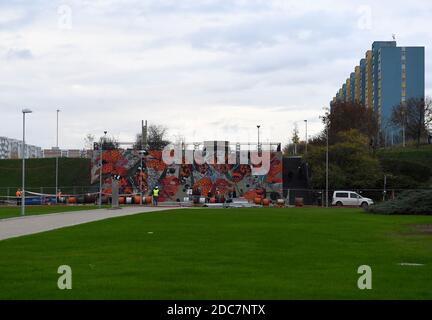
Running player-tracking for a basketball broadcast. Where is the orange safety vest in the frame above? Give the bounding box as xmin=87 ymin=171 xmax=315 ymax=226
xmin=16 ymin=191 xmax=22 ymax=197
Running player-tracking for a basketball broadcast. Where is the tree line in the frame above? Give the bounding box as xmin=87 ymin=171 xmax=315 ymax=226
xmin=286 ymin=97 xmax=432 ymax=190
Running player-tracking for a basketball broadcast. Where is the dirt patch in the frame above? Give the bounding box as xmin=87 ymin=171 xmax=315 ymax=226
xmin=407 ymin=224 xmax=432 ymax=235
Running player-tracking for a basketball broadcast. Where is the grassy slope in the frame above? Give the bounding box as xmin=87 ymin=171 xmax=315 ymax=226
xmin=377 ymin=144 xmax=432 ymax=188
xmin=377 ymin=144 xmax=432 ymax=168
xmin=0 ymin=158 xmax=91 ymax=192
xmin=0 ymin=207 xmax=431 ymax=299
xmin=0 ymin=205 xmax=101 ymax=220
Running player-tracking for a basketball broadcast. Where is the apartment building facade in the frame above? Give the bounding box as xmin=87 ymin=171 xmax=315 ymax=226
xmin=331 ymin=41 xmax=425 ymax=144
xmin=0 ymin=136 xmax=42 ymax=159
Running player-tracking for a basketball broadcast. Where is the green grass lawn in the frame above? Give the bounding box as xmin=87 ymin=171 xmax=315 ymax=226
xmin=0 ymin=205 xmax=101 ymax=220
xmin=0 ymin=207 xmax=431 ymax=299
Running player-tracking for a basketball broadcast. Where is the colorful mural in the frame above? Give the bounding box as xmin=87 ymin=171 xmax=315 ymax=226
xmin=91 ymin=149 xmax=283 ymax=202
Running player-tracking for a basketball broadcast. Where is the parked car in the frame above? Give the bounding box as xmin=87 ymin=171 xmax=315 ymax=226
xmin=332 ymin=191 xmax=374 ymax=208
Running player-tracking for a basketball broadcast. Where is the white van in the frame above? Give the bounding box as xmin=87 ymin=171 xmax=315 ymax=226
xmin=332 ymin=191 xmax=374 ymax=208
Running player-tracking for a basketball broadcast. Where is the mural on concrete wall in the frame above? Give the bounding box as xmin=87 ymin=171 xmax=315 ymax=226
xmin=91 ymin=149 xmax=283 ymax=202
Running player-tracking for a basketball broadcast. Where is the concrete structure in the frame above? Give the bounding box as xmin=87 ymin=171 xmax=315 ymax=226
xmin=331 ymin=41 xmax=425 ymax=145
xmin=43 ymin=148 xmax=91 ymax=158
xmin=0 ymin=136 xmax=42 ymax=159
xmin=91 ymin=142 xmax=283 ymax=203
xmin=42 ymin=147 xmax=61 ymax=158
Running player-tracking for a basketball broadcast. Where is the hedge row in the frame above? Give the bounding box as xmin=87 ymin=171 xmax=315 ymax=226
xmin=367 ymin=190 xmax=432 ymax=215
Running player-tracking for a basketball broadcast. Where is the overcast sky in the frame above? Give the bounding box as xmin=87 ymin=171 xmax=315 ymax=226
xmin=0 ymin=0 xmax=430 ymax=149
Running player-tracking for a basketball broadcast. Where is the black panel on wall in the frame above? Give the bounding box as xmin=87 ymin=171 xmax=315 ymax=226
xmin=282 ymin=156 xmax=313 ymax=204
xmin=283 ymin=157 xmax=309 ymax=189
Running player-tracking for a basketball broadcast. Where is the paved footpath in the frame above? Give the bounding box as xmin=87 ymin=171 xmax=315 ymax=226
xmin=0 ymin=206 xmax=178 ymax=241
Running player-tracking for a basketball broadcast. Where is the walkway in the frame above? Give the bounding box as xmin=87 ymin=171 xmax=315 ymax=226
xmin=0 ymin=206 xmax=178 ymax=241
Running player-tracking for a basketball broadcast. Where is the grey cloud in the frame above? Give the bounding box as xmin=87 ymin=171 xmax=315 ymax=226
xmin=139 ymin=0 xmax=270 ymax=15
xmin=187 ymin=11 xmax=355 ymax=52
xmin=6 ymin=48 xmax=33 ymax=60
xmin=0 ymin=1 xmax=45 ymax=30
xmin=231 ymin=53 xmax=312 ymax=74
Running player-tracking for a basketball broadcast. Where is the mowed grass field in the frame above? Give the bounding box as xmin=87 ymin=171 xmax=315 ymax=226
xmin=0 ymin=205 xmax=101 ymax=220
xmin=0 ymin=207 xmax=431 ymax=299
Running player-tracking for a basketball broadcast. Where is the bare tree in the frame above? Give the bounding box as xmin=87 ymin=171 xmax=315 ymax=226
xmin=426 ymin=98 xmax=432 ymax=135
xmin=283 ymin=141 xmax=306 ymax=156
xmin=135 ymin=124 xmax=171 ymax=150
xmin=323 ymin=101 xmax=379 ymax=145
xmin=84 ymin=134 xmax=95 ymax=150
xmin=98 ymin=135 xmax=119 ymax=150
xmin=282 ymin=123 xmax=303 ymax=156
xmin=391 ymin=97 xmax=431 ymax=146
xmin=292 ymin=123 xmax=300 ymax=155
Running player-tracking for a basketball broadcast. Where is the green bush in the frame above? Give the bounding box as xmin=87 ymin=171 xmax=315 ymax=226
xmin=367 ymin=190 xmax=432 ymax=215
xmin=307 ymin=130 xmax=382 ymax=189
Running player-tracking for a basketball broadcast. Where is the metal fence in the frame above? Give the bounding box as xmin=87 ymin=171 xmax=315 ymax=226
xmin=0 ymin=185 xmax=98 ymax=197
xmin=283 ymin=188 xmax=432 ymax=206
xmin=0 ymin=186 xmax=430 ymax=206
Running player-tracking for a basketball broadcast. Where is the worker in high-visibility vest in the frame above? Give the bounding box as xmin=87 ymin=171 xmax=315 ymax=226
xmin=56 ymin=189 xmax=62 ymax=204
xmin=152 ymin=186 xmax=160 ymax=206
xmin=15 ymin=188 xmax=22 ymax=206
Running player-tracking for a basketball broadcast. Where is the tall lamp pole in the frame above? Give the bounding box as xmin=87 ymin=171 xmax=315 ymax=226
xmin=325 ymin=122 xmax=329 ymax=208
xmin=55 ymin=109 xmax=60 ymax=204
xmin=402 ymin=109 xmax=406 ymax=148
xmin=257 ymin=125 xmax=261 ymax=153
xmin=304 ymin=120 xmax=308 ymax=155
xmin=139 ymin=150 xmax=146 ymax=205
xmin=21 ymin=108 xmax=32 ymax=216
xmin=99 ymin=131 xmax=107 ymax=208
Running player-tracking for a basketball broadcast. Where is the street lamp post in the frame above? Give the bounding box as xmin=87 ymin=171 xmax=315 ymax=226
xmin=99 ymin=131 xmax=107 ymax=208
xmin=402 ymin=109 xmax=406 ymax=148
xmin=140 ymin=154 xmax=143 ymax=205
xmin=304 ymin=120 xmax=308 ymax=155
xmin=21 ymin=108 xmax=32 ymax=216
xmin=257 ymin=125 xmax=261 ymax=153
xmin=325 ymin=122 xmax=329 ymax=208
xmin=55 ymin=109 xmax=60 ymax=204
xmin=139 ymin=150 xmax=145 ymax=205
